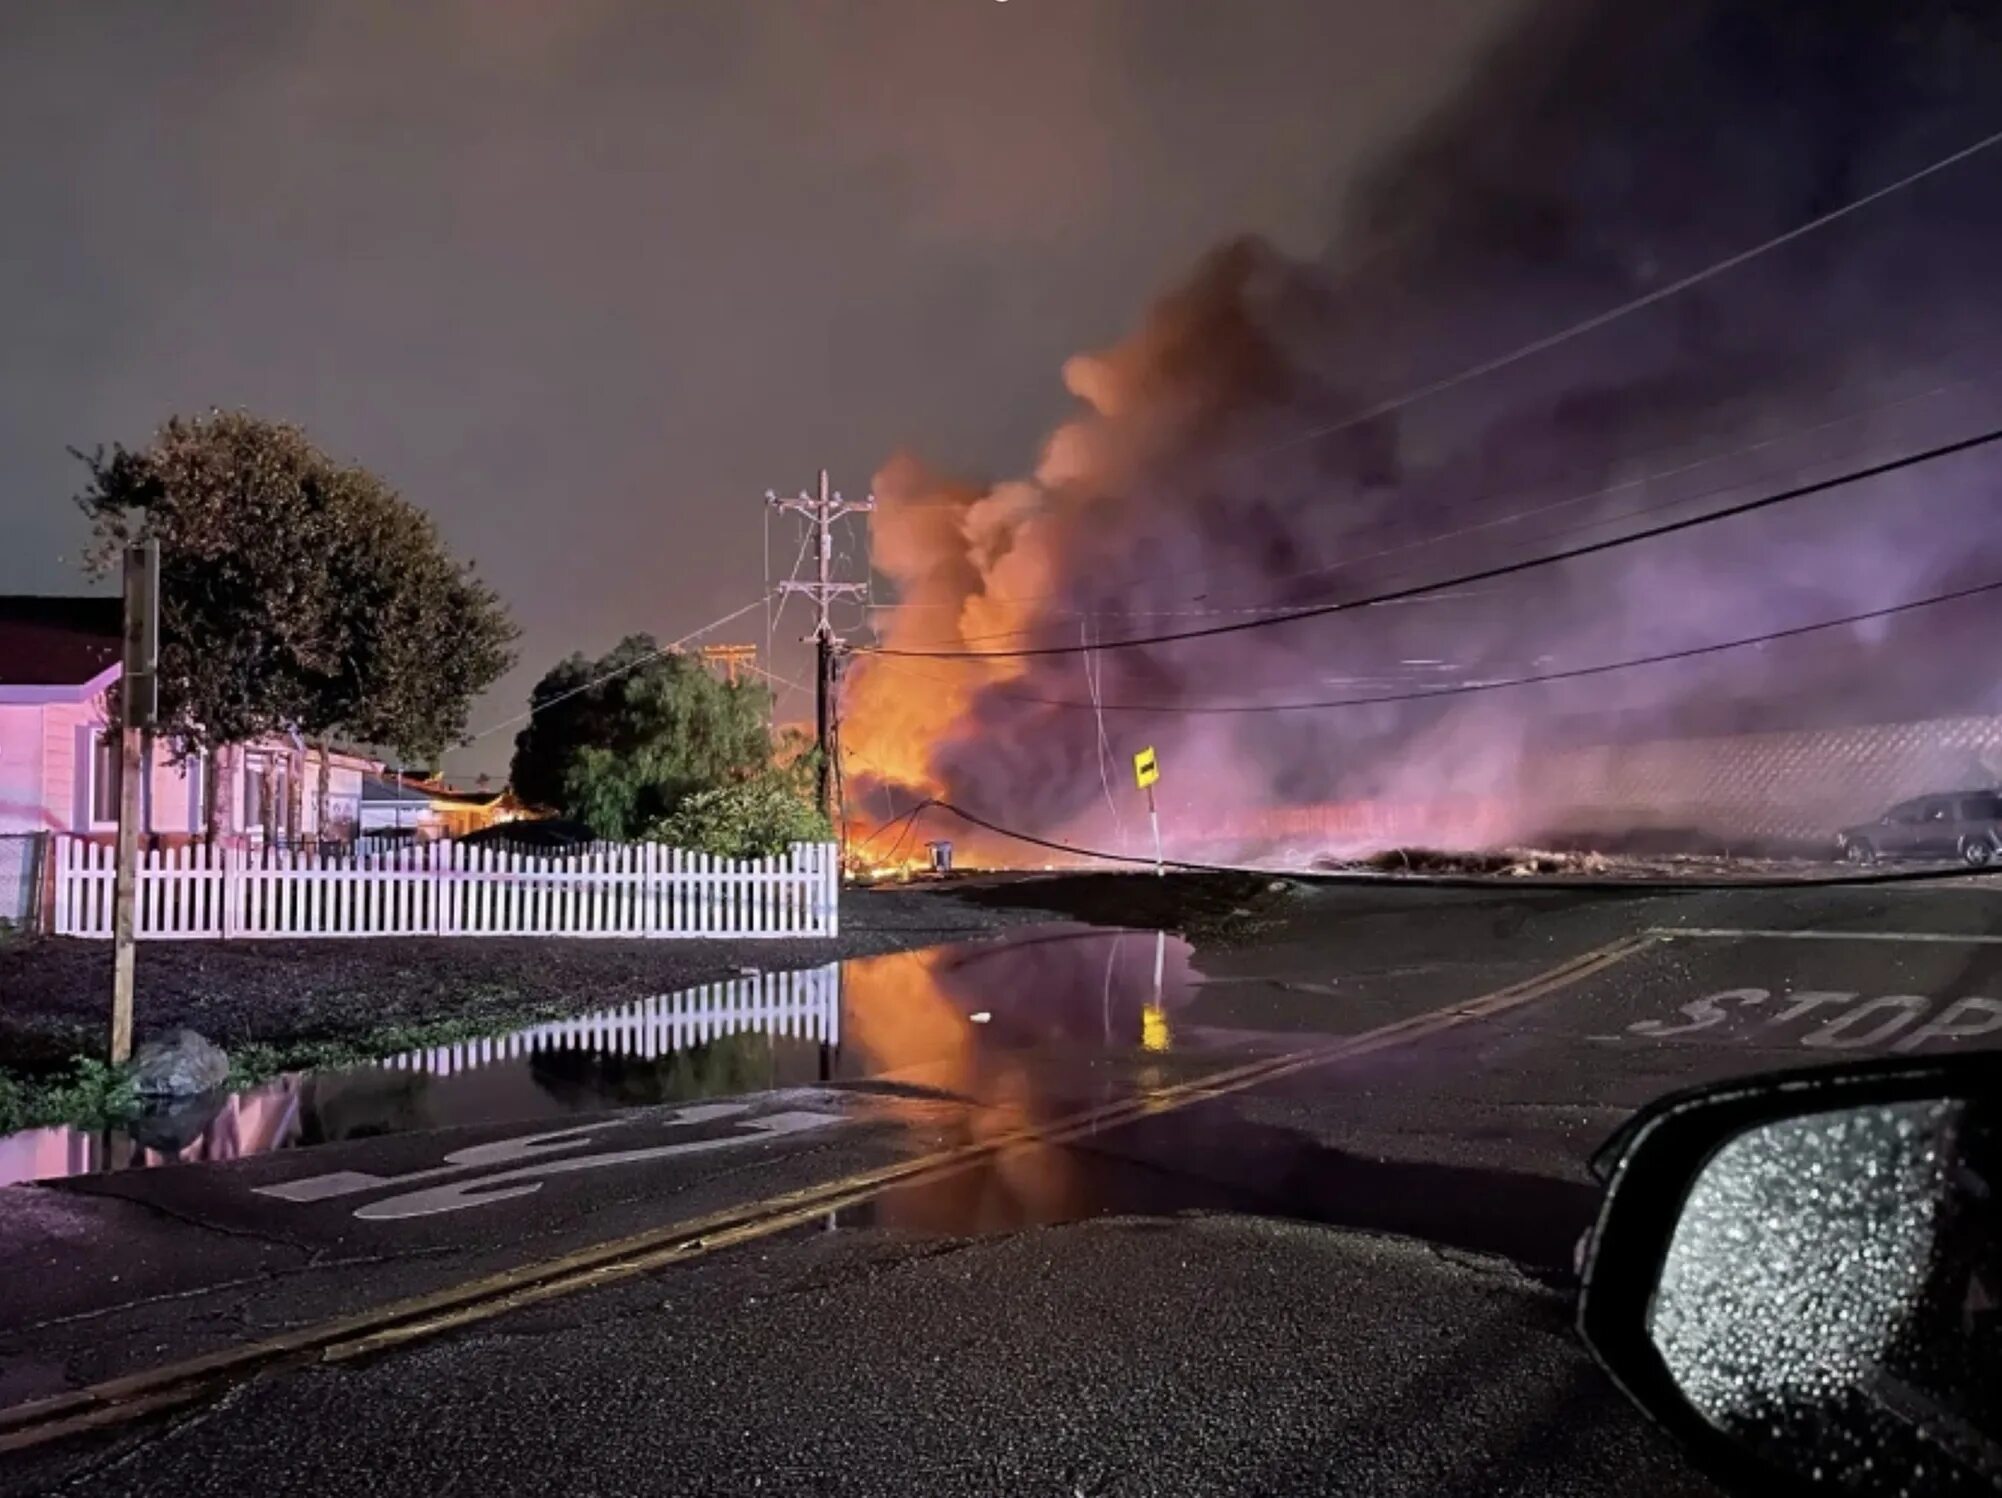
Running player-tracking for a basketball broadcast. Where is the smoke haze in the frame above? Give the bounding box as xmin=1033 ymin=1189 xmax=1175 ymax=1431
xmin=847 ymin=0 xmax=2002 ymax=859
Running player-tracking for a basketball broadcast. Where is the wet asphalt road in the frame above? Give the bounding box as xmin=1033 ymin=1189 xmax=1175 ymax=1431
xmin=6 ymin=873 xmax=2002 ymax=1495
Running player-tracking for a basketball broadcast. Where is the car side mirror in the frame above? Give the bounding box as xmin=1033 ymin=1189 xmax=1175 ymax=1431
xmin=1578 ymin=1057 xmax=2002 ymax=1496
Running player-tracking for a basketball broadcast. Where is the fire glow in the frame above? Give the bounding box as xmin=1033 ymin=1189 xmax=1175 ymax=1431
xmin=840 ymin=4 xmax=2002 ymax=867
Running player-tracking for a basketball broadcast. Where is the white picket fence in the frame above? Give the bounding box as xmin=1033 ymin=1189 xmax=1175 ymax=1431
xmin=50 ymin=837 xmax=840 ymax=940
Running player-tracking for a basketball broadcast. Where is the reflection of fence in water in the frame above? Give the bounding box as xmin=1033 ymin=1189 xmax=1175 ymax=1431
xmin=374 ymin=964 xmax=843 ymax=1078
xmin=0 ymin=1083 xmax=307 ymax=1189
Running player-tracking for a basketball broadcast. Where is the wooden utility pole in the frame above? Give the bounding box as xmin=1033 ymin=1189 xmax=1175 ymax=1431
xmin=697 ymin=643 xmax=759 ymax=685
xmin=110 ymin=539 xmax=159 ymax=1065
xmin=768 ymin=470 xmax=873 ymax=823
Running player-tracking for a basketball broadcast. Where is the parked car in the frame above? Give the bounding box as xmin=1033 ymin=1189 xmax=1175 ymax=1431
xmin=1836 ymin=790 xmax=2002 ymax=867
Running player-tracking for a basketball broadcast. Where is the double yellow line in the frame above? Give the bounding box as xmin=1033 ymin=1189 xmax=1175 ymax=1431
xmin=0 ymin=932 xmax=1653 ymax=1455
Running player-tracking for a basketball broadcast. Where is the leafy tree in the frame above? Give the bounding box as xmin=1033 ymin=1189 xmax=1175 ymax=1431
xmin=652 ymin=776 xmax=832 ymax=859
xmin=74 ymin=412 xmax=517 ymax=832
xmin=509 ymin=636 xmax=773 ymax=839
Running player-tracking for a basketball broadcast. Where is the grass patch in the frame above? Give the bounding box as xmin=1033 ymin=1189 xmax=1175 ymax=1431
xmin=0 ymin=1058 xmax=141 ymax=1135
xmin=1 ymin=1000 xmax=576 ymax=1134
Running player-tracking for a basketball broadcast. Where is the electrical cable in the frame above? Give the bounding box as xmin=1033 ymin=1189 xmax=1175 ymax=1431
xmin=768 ymin=522 xmax=815 ymax=638
xmin=865 ymin=306 xmax=2002 ymax=632
xmin=864 ymin=576 xmax=2002 ymax=714
xmin=1246 ymin=122 xmax=2002 ymax=457
xmin=916 ymin=799 xmax=2002 ymax=892
xmin=466 ymin=598 xmax=768 ymax=742
xmin=856 ymin=422 xmax=2002 ymax=660
xmin=1082 ymin=617 xmax=1126 ymax=846
xmin=763 ymin=502 xmax=773 ymax=729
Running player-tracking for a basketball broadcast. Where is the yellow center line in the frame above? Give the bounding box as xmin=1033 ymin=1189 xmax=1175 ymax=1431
xmin=0 ymin=931 xmax=1656 ymax=1454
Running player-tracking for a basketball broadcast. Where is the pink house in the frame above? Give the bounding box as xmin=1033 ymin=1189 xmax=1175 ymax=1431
xmin=0 ymin=596 xmax=376 ymax=924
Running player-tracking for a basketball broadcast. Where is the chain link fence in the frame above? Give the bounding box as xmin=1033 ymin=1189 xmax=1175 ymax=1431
xmin=1532 ymin=714 xmax=2002 ymax=849
xmin=0 ymin=833 xmax=46 ymax=932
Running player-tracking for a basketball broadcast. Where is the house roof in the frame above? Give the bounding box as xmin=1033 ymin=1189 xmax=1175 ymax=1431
xmin=359 ymin=775 xmax=436 ymax=804
xmin=0 ymin=596 xmax=121 ymax=688
xmin=358 ymin=774 xmax=496 ymax=807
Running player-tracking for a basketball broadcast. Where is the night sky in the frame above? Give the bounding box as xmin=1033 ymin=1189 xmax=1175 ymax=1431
xmin=0 ymin=0 xmax=1522 ymax=778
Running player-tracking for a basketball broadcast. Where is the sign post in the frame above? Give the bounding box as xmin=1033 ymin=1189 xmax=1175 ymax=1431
xmin=109 ymin=539 xmax=159 ymax=1065
xmin=1132 ymin=746 xmax=1163 ymax=878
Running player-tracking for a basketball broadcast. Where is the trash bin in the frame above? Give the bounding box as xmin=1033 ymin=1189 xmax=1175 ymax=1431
xmin=925 ymin=840 xmax=953 ymax=873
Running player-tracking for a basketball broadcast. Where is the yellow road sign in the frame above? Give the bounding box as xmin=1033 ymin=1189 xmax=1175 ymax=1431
xmin=1133 ymin=746 xmax=1159 ymax=789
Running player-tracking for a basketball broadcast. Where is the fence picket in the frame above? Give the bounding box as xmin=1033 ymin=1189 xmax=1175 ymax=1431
xmin=49 ymin=834 xmax=838 ymax=943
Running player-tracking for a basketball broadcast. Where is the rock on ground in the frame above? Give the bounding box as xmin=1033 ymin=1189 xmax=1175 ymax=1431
xmin=129 ymin=1029 xmax=230 ymax=1097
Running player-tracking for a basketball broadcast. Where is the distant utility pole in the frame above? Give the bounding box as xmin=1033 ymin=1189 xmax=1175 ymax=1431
xmin=697 ymin=642 xmax=759 ymax=686
xmin=110 ymin=538 xmax=159 ymax=1065
xmin=768 ymin=470 xmax=873 ymax=823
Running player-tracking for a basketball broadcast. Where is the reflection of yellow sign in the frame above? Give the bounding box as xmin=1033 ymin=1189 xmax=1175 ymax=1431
xmin=1141 ymin=1004 xmax=1171 ymax=1052
xmin=1133 ymin=746 xmax=1159 ymax=789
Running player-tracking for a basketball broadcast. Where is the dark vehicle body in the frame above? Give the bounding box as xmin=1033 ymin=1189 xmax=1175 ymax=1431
xmin=1836 ymin=790 xmax=2002 ymax=867
xmin=457 ymin=817 xmax=599 ymax=852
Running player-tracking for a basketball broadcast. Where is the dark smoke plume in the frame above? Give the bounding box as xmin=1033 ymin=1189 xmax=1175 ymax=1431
xmin=848 ymin=0 xmax=2002 ymax=860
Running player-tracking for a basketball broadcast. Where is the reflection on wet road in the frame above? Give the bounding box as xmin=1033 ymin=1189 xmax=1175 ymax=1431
xmin=0 ymin=927 xmax=1204 ymax=1188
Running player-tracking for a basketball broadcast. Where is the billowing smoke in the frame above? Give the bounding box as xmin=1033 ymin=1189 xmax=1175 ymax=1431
xmin=847 ymin=0 xmax=2002 ymax=862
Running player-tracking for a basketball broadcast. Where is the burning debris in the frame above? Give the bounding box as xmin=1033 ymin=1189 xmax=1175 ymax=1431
xmin=845 ymin=0 xmax=2002 ymax=867
xmin=1333 ymin=848 xmax=1613 ymax=878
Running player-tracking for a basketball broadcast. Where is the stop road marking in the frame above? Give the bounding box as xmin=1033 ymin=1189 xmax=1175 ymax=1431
xmin=1627 ymin=989 xmax=2002 ymax=1051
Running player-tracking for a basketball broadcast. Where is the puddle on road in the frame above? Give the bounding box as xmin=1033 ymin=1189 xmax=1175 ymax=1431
xmin=0 ymin=926 xmax=1200 ymax=1188
xmin=831 ymin=1102 xmax=1597 ymax=1272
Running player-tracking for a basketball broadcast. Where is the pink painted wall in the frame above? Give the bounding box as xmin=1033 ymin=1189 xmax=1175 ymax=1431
xmin=0 ymin=696 xmax=204 ymax=836
xmin=0 ymin=703 xmax=53 ymax=833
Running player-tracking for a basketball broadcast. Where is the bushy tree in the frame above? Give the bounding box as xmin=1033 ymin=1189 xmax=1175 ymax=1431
xmin=652 ymin=776 xmax=832 ymax=860
xmin=509 ymin=636 xmax=773 ymax=840
xmin=74 ymin=413 xmax=516 ymax=816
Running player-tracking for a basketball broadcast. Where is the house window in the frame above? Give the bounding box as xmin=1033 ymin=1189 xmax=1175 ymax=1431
xmin=90 ymin=734 xmax=121 ymax=824
xmin=243 ymin=757 xmax=268 ymax=840
xmin=242 ymin=753 xmax=292 ymax=842
xmin=188 ymin=751 xmax=207 ymax=831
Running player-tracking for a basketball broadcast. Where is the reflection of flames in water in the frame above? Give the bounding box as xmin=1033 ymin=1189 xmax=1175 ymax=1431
xmin=838 ymin=932 xmax=1192 ymax=1230
xmin=839 ymin=945 xmax=1081 ymax=1221
xmin=3 ymin=935 xmax=1188 ymax=1221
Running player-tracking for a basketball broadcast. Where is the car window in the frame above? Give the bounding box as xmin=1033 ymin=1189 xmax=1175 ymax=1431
xmin=1887 ymin=800 xmax=1928 ymax=824
xmin=1925 ymin=800 xmax=1952 ymax=822
xmin=1959 ymin=795 xmax=2002 ymax=821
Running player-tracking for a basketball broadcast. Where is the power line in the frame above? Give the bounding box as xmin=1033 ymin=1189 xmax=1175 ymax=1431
xmin=467 ymin=597 xmax=768 ymax=742
xmin=1249 ymin=122 xmax=2002 ymax=456
xmin=907 ymin=798 xmax=2002 ymax=891
xmin=869 ymin=576 xmax=2002 ymax=715
xmin=856 ymin=126 xmax=2002 ymax=625
xmin=768 ymin=521 xmax=816 ymax=639
xmin=856 ymin=422 xmax=2002 ymax=660
xmin=866 ymin=347 xmax=2002 ymax=642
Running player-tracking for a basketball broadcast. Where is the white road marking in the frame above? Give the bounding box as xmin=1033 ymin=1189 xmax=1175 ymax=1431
xmin=1767 ymin=990 xmax=1860 ymax=1026
xmin=1659 ymin=927 xmax=2002 ymax=945
xmin=1800 ymin=995 xmax=1930 ymax=1049
xmin=255 ymin=1102 xmax=794 ymax=1210
xmin=353 ymin=1111 xmax=841 ymax=1221
xmin=1627 ymin=988 xmax=1769 ymax=1037
xmin=1626 ymin=988 xmax=2002 ymax=1052
xmin=1894 ymin=996 xmax=2002 ymax=1052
